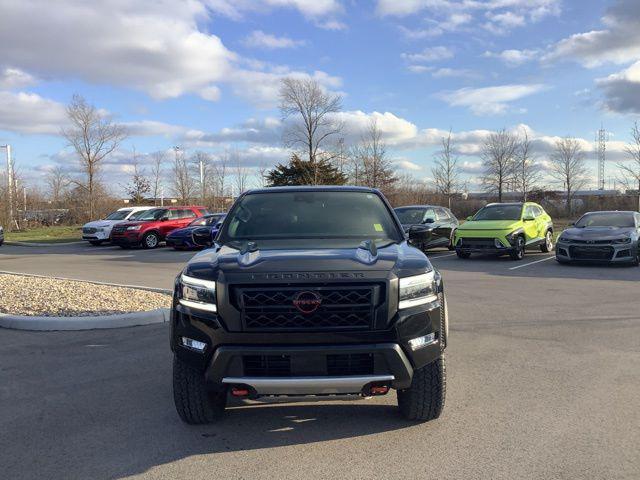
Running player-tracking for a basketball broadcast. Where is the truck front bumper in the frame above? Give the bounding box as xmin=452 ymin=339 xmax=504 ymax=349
xmin=171 ymin=297 xmax=445 ymax=395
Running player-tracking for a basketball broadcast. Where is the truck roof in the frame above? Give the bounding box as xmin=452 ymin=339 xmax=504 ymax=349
xmin=244 ymin=185 xmax=380 ymax=195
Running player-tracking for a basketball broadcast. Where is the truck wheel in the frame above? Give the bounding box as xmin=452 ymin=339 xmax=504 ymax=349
xmin=173 ymin=355 xmax=226 ymax=424
xmin=540 ymin=230 xmax=553 ymax=253
xmin=142 ymin=232 xmax=159 ymax=249
xmin=89 ymin=240 xmax=103 ymax=246
xmin=509 ymin=236 xmax=525 ymax=260
xmin=397 ymin=355 xmax=446 ymax=421
xmin=456 ymin=250 xmax=470 ymax=259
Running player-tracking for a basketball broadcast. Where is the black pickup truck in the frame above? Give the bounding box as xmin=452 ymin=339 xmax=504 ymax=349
xmin=170 ymin=186 xmax=448 ymax=423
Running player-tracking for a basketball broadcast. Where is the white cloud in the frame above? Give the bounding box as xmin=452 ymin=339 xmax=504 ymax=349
xmin=0 ymin=1 xmax=340 ymax=106
xmin=460 ymin=161 xmax=483 ymax=174
xmin=437 ymin=84 xmax=547 ymax=116
xmin=543 ymin=0 xmax=640 ymax=68
xmin=207 ymin=0 xmax=344 ymax=25
xmin=242 ymin=30 xmax=306 ymax=49
xmin=401 ymin=46 xmax=454 ymax=63
xmin=406 ymin=65 xmax=433 ymax=74
xmin=483 ymin=49 xmax=539 ymax=66
xmin=397 ymin=160 xmax=422 ymax=171
xmin=0 ymin=68 xmax=37 ymax=90
xmin=596 ymin=61 xmax=640 ymax=114
xmin=431 ymin=68 xmax=477 ymax=79
xmin=0 ymin=91 xmax=67 ymax=134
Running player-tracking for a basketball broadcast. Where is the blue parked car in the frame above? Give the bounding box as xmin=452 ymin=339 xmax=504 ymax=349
xmin=165 ymin=213 xmax=225 ymax=250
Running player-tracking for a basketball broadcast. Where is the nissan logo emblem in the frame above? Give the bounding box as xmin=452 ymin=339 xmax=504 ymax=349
xmin=292 ymin=291 xmax=322 ymax=314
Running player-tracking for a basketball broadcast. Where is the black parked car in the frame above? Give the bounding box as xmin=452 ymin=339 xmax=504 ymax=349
xmin=0 ymin=225 xmax=4 ymax=246
xmin=394 ymin=205 xmax=458 ymax=251
xmin=556 ymin=211 xmax=640 ymax=265
xmin=171 ymin=186 xmax=448 ymax=423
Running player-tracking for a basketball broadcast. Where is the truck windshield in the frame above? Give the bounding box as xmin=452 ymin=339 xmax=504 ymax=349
xmin=105 ymin=210 xmax=131 ymax=220
xmin=473 ymin=205 xmax=522 ymax=221
xmin=220 ymin=191 xmax=402 ymax=244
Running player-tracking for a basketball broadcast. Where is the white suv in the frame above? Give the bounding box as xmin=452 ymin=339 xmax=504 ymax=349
xmin=82 ymin=206 xmax=154 ymax=245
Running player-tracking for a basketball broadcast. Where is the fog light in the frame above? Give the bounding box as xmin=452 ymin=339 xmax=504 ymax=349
xmin=408 ymin=333 xmax=437 ymax=350
xmin=181 ymin=337 xmax=206 ymax=352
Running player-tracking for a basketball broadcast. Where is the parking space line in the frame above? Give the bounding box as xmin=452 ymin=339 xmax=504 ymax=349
xmin=428 ymin=253 xmax=457 ymax=259
xmin=508 ymin=256 xmax=555 ymax=270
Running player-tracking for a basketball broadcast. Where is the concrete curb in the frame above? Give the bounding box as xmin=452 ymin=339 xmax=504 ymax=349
xmin=0 ymin=308 xmax=170 ymax=331
xmin=5 ymin=240 xmax=84 ymax=247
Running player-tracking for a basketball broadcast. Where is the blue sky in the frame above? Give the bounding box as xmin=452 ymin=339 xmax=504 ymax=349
xmin=1 ymin=0 xmax=639 ymax=193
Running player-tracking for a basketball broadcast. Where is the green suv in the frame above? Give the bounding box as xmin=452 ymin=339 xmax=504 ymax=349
xmin=454 ymin=202 xmax=553 ymax=260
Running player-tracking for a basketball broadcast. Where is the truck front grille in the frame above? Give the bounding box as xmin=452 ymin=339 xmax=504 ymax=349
xmin=233 ymin=285 xmax=379 ymax=331
xmin=242 ymin=353 xmax=374 ymax=377
xmin=111 ymin=225 xmax=127 ymax=234
xmin=82 ymin=227 xmax=97 ymax=234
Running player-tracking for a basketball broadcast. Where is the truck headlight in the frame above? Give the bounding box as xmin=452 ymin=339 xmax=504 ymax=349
xmin=178 ymin=273 xmax=217 ymax=312
xmin=399 ymin=271 xmax=438 ymax=310
xmin=126 ymin=225 xmax=141 ymax=231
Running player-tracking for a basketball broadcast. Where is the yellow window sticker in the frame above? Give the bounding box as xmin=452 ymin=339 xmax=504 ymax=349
xmin=373 ymin=223 xmax=384 ymax=232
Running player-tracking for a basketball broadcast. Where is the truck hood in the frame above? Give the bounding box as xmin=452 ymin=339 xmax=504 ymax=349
xmin=561 ymin=226 xmax=635 ymax=241
xmin=457 ymin=220 xmax=520 ymax=231
xmin=184 ymin=242 xmax=430 ymax=279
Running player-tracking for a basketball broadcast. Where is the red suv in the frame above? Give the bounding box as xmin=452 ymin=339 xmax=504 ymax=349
xmin=111 ymin=206 xmax=209 ymax=249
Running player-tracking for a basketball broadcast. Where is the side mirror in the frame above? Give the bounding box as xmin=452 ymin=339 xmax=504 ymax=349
xmin=568 ymin=222 xmax=575 ymax=227
xmin=408 ymin=224 xmax=432 ymax=243
xmin=191 ymin=226 xmax=212 ymax=247
xmin=423 ymin=218 xmax=435 ymax=224
xmin=466 ymin=216 xmax=473 ymax=221
xmin=160 ymin=216 xmax=169 ymax=222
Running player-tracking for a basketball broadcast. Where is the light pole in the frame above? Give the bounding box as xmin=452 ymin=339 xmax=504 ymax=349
xmin=1 ymin=144 xmax=13 ymax=230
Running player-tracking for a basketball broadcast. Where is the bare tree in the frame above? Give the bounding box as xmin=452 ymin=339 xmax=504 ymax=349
xmin=279 ymin=77 xmax=343 ymax=183
xmin=124 ymin=153 xmax=151 ymax=204
xmin=352 ymin=118 xmax=397 ymax=192
xmin=171 ymin=147 xmax=195 ymax=203
xmin=149 ymin=151 xmax=166 ymax=205
xmin=254 ymin=162 xmax=269 ymax=188
xmin=514 ymin=128 xmax=541 ymax=202
xmin=431 ymin=130 xmax=460 ymax=209
xmin=212 ymin=151 xmax=229 ymax=211
xmin=45 ymin=166 xmax=70 ymax=206
xmin=480 ymin=129 xmax=518 ymax=202
xmin=617 ymin=121 xmax=640 ymax=211
xmin=549 ymin=137 xmax=588 ymax=216
xmin=233 ymin=153 xmax=250 ymax=195
xmin=61 ymin=94 xmax=127 ymax=219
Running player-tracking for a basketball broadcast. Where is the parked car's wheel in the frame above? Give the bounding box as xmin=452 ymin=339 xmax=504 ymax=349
xmin=456 ymin=249 xmax=470 ymax=259
xmin=540 ymin=230 xmax=553 ymax=253
xmin=397 ymin=355 xmax=446 ymax=421
xmin=142 ymin=232 xmax=160 ymax=249
xmin=173 ymin=355 xmax=226 ymax=424
xmin=510 ymin=235 xmax=525 ymax=260
xmin=631 ymin=252 xmax=640 ymax=266
xmin=448 ymin=231 xmax=456 ymax=251
xmin=89 ymin=240 xmax=103 ymax=246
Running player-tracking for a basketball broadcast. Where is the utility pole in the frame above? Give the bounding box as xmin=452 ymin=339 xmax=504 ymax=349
xmin=200 ymin=158 xmax=205 ymax=204
xmin=1 ymin=145 xmax=13 ymax=230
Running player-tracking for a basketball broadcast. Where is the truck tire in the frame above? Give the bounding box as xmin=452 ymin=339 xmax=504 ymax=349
xmin=142 ymin=232 xmax=159 ymax=249
xmin=540 ymin=230 xmax=553 ymax=253
xmin=397 ymin=355 xmax=446 ymax=421
xmin=173 ymin=355 xmax=226 ymax=424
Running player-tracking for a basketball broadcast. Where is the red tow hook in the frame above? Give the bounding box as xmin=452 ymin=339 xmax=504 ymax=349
xmin=231 ymin=387 xmax=250 ymax=398
xmin=369 ymin=385 xmax=390 ymax=396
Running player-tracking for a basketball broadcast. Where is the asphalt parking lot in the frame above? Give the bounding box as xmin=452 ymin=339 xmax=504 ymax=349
xmin=1 ymin=244 xmax=639 ymax=479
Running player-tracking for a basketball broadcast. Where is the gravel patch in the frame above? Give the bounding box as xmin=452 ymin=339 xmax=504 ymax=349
xmin=0 ymin=273 xmax=172 ymax=317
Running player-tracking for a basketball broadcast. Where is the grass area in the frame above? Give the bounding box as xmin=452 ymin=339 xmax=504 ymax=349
xmin=5 ymin=225 xmax=82 ymax=244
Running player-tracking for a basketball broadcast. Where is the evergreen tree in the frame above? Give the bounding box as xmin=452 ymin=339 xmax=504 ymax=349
xmin=266 ymin=154 xmax=347 ymax=186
